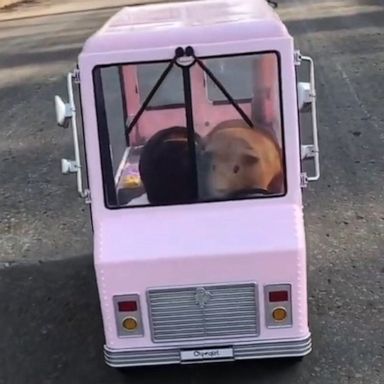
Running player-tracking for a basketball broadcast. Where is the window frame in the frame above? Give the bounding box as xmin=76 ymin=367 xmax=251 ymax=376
xmin=92 ymin=50 xmax=288 ymax=210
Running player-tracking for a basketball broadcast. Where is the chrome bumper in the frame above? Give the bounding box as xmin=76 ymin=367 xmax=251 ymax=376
xmin=104 ymin=335 xmax=312 ymax=367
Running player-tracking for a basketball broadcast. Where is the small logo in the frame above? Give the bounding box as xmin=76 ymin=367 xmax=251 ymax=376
xmin=195 ymin=287 xmax=212 ymax=308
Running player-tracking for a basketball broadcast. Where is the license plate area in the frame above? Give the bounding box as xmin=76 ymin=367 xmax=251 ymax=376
xmin=180 ymin=347 xmax=234 ymax=362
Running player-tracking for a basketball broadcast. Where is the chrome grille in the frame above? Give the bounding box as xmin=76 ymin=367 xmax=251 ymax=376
xmin=148 ymin=283 xmax=258 ymax=342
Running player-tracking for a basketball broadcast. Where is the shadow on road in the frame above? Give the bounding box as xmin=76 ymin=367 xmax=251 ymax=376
xmin=0 ymin=1 xmax=383 ymax=383
xmin=359 ymin=0 xmax=384 ymax=6
xmin=285 ymin=9 xmax=384 ymax=35
xmin=0 ymin=8 xmax=108 ymax=263
xmin=0 ymin=255 xmax=310 ymax=384
xmin=0 ymin=253 xmax=381 ymax=383
xmin=0 ymin=4 xmax=123 ymax=23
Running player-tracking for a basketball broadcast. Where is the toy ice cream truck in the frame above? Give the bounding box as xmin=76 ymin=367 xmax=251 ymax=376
xmin=54 ymin=0 xmax=320 ymax=368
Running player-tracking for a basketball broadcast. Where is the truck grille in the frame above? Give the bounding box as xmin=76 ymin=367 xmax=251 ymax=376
xmin=147 ymin=283 xmax=258 ymax=342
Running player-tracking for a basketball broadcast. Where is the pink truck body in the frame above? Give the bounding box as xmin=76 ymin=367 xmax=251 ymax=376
xmin=56 ymin=0 xmax=320 ymax=367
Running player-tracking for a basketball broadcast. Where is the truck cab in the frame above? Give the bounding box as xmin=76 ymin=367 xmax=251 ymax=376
xmin=54 ymin=0 xmax=319 ymax=368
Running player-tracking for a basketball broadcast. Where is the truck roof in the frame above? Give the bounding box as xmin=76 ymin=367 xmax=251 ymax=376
xmin=81 ymin=0 xmax=290 ymax=56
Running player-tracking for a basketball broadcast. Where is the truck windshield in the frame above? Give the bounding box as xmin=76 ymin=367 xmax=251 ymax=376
xmin=93 ymin=49 xmax=286 ymax=208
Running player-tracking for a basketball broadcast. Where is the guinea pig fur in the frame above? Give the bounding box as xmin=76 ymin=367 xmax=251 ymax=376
xmin=139 ymin=126 xmax=203 ymax=205
xmin=202 ymin=120 xmax=284 ymax=199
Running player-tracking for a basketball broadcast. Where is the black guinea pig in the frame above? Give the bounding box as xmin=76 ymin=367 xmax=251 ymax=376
xmin=139 ymin=126 xmax=204 ymax=205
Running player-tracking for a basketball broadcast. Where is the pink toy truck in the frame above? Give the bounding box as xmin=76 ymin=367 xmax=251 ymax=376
xmin=54 ymin=0 xmax=320 ymax=368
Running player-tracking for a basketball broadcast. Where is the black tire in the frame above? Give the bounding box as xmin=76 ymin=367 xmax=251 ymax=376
xmin=284 ymin=355 xmax=305 ymax=364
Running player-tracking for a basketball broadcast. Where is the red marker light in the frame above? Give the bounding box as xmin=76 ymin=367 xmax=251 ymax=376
xmin=269 ymin=291 xmax=289 ymax=302
xmin=118 ymin=301 xmax=138 ymax=312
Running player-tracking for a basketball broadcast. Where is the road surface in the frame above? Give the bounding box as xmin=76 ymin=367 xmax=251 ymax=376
xmin=0 ymin=0 xmax=383 ymax=383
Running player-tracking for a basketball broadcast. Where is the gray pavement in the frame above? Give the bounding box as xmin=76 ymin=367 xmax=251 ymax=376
xmin=0 ymin=0 xmax=383 ymax=383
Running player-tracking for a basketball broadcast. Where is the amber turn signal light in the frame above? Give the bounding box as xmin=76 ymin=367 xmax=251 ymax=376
xmin=272 ymin=307 xmax=287 ymax=321
xmin=122 ymin=317 xmax=138 ymax=330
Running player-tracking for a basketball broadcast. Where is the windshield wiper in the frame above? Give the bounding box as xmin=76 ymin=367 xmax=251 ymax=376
xmin=125 ymin=58 xmax=178 ymax=137
xmin=185 ymin=46 xmax=254 ymax=129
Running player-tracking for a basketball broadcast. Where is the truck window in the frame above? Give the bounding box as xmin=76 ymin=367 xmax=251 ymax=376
xmin=137 ymin=63 xmax=185 ymax=109
xmin=99 ymin=66 xmax=127 ymax=176
xmin=93 ymin=51 xmax=286 ymax=208
xmin=205 ymin=55 xmax=255 ymax=103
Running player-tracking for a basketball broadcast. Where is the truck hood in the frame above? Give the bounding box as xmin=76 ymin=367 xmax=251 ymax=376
xmin=94 ymin=200 xmax=305 ymax=263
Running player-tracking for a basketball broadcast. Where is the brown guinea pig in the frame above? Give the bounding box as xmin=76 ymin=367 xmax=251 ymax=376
xmin=201 ymin=119 xmax=284 ymax=199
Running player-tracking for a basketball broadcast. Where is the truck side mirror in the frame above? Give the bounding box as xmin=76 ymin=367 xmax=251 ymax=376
xmin=54 ymin=95 xmax=72 ymax=128
xmin=297 ymin=82 xmax=312 ymax=111
xmin=296 ymin=54 xmax=320 ymax=184
xmin=54 ymin=72 xmax=90 ymax=202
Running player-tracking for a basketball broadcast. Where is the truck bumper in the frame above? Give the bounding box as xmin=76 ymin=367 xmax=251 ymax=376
xmin=104 ymin=334 xmax=311 ymax=367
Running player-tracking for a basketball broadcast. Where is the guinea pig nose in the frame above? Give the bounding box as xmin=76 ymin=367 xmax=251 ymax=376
xmin=233 ymin=165 xmax=240 ymax=174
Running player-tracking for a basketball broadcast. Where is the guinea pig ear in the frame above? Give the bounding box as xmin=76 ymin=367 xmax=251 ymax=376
xmin=241 ymin=153 xmax=260 ymax=166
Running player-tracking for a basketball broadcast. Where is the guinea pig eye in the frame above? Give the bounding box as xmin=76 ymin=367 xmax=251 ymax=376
xmin=233 ymin=165 xmax=240 ymax=174
xmin=242 ymin=154 xmax=259 ymax=166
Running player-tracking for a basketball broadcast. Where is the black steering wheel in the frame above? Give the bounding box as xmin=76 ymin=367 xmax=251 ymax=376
xmin=229 ymin=187 xmax=273 ymax=199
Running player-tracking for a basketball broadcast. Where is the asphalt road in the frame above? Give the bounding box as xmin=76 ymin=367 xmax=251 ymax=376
xmin=0 ymin=0 xmax=383 ymax=383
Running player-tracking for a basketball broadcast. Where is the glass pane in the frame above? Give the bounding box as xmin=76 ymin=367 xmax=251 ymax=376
xmin=137 ymin=63 xmax=184 ymax=108
xmin=94 ymin=52 xmax=285 ymax=209
xmin=193 ymin=53 xmax=285 ymax=201
xmin=99 ymin=66 xmax=127 ymax=176
xmin=204 ymin=55 xmax=255 ymax=102
xmin=95 ymin=61 xmax=193 ymax=207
